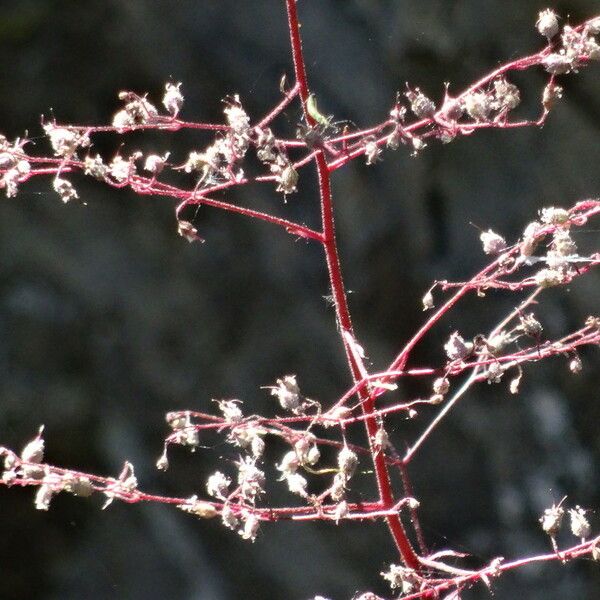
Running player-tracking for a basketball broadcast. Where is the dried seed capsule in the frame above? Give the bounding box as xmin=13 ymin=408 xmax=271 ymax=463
xmin=537 ymin=9 xmax=560 ymax=40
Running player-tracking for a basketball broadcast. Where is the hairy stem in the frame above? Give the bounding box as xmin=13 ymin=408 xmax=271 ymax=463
xmin=285 ymin=0 xmax=419 ymax=570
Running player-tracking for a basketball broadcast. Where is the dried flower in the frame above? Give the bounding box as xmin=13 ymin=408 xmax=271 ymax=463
xmin=237 ymin=456 xmax=265 ymax=502
xmin=64 ymin=475 xmax=94 ymax=497
xmin=255 ymin=127 xmax=277 ymax=162
xmin=442 ymin=93 xmax=464 ymax=121
xmin=207 ymin=471 xmax=232 ymax=499
xmin=411 ymin=136 xmax=426 ymax=154
xmin=114 ymin=91 xmax=158 ymax=129
xmin=364 ymin=138 xmax=382 ymax=165
xmin=486 ymin=331 xmax=509 ymax=355
xmin=284 ymin=472 xmax=308 ymax=497
xmin=492 ymin=78 xmax=520 ymax=111
xmin=586 ymin=17 xmax=600 ymax=35
xmin=224 ymin=95 xmax=250 ymax=134
xmin=177 ymin=220 xmax=203 ymax=243
xmin=154 ymin=448 xmax=169 ymax=470
xmin=540 ymin=207 xmax=569 ymax=225
xmin=509 ymin=368 xmax=523 ymax=394
xmin=184 ymin=150 xmax=209 ymax=175
xmin=144 ymin=152 xmax=169 ymax=174
xmin=53 ymin=177 xmax=78 ymax=203
xmin=518 ymin=313 xmax=543 ymax=338
xmin=330 ymin=472 xmax=347 ymax=502
xmin=277 ymin=450 xmax=300 ymax=476
xmin=221 ymin=504 xmax=239 ymax=530
xmin=84 ymin=154 xmax=108 ymax=180
xmin=390 ymin=103 xmax=407 ymax=123
xmin=239 ymin=511 xmax=260 ymax=541
xmin=228 ymin=422 xmax=265 ymax=452
xmin=2 ymin=168 xmax=20 ymax=197
xmin=165 ymin=411 xmax=201 ymax=450
xmin=174 ymin=426 xmax=200 ymax=450
xmin=406 ymin=88 xmax=436 ymax=119
xmin=464 ymin=91 xmax=493 ymax=121
xmin=422 ymin=289 xmax=434 ymax=311
xmin=17 ymin=159 xmax=30 ymax=174
xmin=520 ymin=221 xmax=543 ymax=257
xmin=480 ymin=229 xmax=507 ymax=255
xmin=381 ymin=564 xmax=420 ymax=594
xmin=373 ymin=427 xmax=389 ymax=453
xmin=163 ymin=82 xmax=184 ymax=116
xmin=585 ymin=315 xmax=600 ymax=330
xmin=561 ymin=26 xmax=586 ymax=62
xmin=552 ymin=229 xmax=577 ymax=256
xmin=584 ymin=37 xmax=600 ymax=60
xmin=543 ymin=53 xmax=572 ymax=75
xmin=321 ymin=405 xmax=352 ymax=427
xmin=44 ymin=124 xmax=86 ymax=157
xmin=292 ymin=436 xmax=320 ymax=467
xmin=109 ymin=155 xmax=133 ymax=182
xmin=386 ymin=129 xmax=402 ymax=150
xmin=444 ymin=332 xmax=473 ymax=361
xmin=275 ymin=164 xmax=299 ymax=195
xmin=569 ymin=354 xmax=583 ymax=373
xmin=112 ymin=110 xmax=134 ymax=130
xmin=433 ymin=377 xmax=450 ymax=395
xmin=268 ymin=375 xmax=304 ymax=414
xmin=534 ymin=267 xmax=564 ymax=288
xmin=485 ymin=362 xmax=505 ymax=384
xmin=569 ymin=506 xmax=591 ymax=539
xmin=305 ymin=444 xmax=321 ymax=466
xmin=540 ymin=501 xmax=564 ymax=537
xmin=216 ymin=399 xmax=244 ymax=423
xmin=0 ymin=151 xmax=17 ymax=170
xmin=35 ymin=482 xmax=55 ymax=511
xmin=543 ymin=82 xmax=563 ymax=111
xmin=250 ymin=434 xmax=265 ymax=458
xmin=20 ymin=427 xmax=45 ymax=464
xmin=102 ymin=462 xmax=138 ymax=509
xmin=334 ymin=500 xmax=349 ymax=524
xmin=337 ymin=445 xmax=358 ymax=480
xmin=537 ymin=9 xmax=560 ymax=40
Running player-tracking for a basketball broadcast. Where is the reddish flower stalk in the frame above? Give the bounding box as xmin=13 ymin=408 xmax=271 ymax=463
xmin=285 ymin=0 xmax=421 ymax=571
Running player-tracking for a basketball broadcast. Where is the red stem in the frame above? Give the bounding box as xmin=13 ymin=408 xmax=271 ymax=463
xmin=258 ymin=82 xmax=300 ymax=128
xmin=285 ymin=0 xmax=419 ymax=571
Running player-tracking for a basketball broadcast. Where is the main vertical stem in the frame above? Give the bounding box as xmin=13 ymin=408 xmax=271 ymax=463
xmin=285 ymin=0 xmax=419 ymax=571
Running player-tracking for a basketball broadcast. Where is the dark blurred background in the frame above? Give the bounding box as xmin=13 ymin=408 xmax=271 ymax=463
xmin=0 ymin=1 xmax=599 ymax=599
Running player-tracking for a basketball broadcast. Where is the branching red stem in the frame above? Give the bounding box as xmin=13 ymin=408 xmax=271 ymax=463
xmin=285 ymin=0 xmax=420 ymax=571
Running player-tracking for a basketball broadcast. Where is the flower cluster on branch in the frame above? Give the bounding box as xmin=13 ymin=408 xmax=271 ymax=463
xmin=1 ymin=5 xmax=599 ymax=599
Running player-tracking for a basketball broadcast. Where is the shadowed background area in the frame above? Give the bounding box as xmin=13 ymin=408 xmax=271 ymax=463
xmin=0 ymin=1 xmax=599 ymax=599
